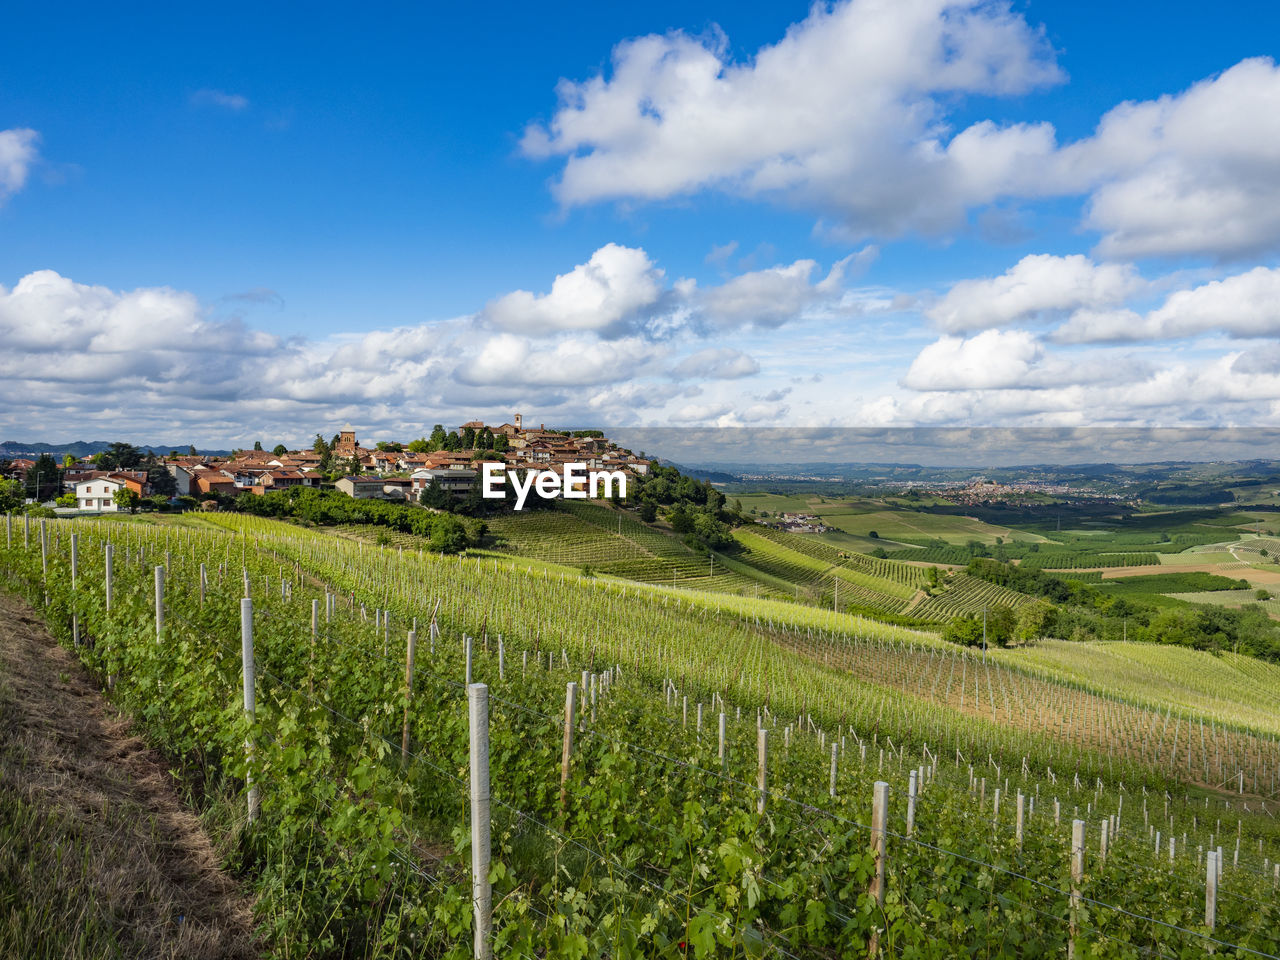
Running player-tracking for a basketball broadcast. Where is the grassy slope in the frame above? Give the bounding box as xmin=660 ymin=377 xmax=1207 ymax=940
xmin=993 ymin=640 xmax=1280 ymax=736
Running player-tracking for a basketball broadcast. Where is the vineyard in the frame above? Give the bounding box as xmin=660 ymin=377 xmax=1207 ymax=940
xmin=3 ymin=512 xmax=1279 ymax=959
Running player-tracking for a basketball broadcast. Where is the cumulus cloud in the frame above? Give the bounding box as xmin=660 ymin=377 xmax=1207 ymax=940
xmin=524 ymin=0 xmax=1062 ymax=237
xmin=1056 ymin=58 xmax=1280 ymax=259
xmin=525 ymin=3 xmax=1280 ymax=260
xmin=904 ymin=330 xmax=1043 ymax=390
xmin=191 ymin=89 xmax=250 ymax=111
xmin=481 ymin=243 xmax=665 ymax=336
xmin=928 ymin=254 xmax=1142 ymax=333
xmin=697 ymin=253 xmax=862 ymax=329
xmin=0 ymin=128 xmax=39 ymax=203
xmin=1054 ymin=267 xmax=1280 ymax=343
xmin=671 ymin=347 xmax=760 ymax=380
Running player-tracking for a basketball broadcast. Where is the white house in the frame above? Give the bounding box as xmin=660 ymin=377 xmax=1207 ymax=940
xmin=75 ymin=476 xmax=126 ymax=511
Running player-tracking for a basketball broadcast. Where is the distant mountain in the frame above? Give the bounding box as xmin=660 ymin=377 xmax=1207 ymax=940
xmin=0 ymin=440 xmax=233 ymax=459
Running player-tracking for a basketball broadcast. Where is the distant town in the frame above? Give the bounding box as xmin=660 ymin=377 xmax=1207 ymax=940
xmin=0 ymin=414 xmax=651 ymax=513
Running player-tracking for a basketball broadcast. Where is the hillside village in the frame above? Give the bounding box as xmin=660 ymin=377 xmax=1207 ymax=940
xmin=1 ymin=414 xmax=651 ymax=512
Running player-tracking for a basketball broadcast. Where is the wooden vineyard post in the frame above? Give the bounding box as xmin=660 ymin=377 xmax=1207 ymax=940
xmin=401 ymin=630 xmax=417 ymax=766
xmin=104 ymin=543 xmax=113 ymax=613
xmin=869 ymin=780 xmax=890 ymax=958
xmin=468 ymin=683 xmax=492 ymax=960
xmin=241 ymin=598 xmax=260 ymax=822
xmin=757 ymin=727 xmax=769 ymax=815
xmin=154 ymin=565 xmax=165 ymax=641
xmin=559 ymin=682 xmax=577 ymax=811
xmin=1205 ymin=850 xmax=1218 ymax=929
xmin=1069 ymin=820 xmax=1085 ymax=958
xmin=906 ymin=769 xmax=917 ymax=837
xmin=718 ymin=712 xmax=727 ymax=770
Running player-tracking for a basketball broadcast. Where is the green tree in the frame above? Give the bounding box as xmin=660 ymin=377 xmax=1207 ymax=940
xmin=638 ymin=500 xmax=657 ymax=523
xmin=407 ymin=437 xmax=431 ymax=453
xmin=55 ymin=491 xmax=77 ymax=508
xmin=0 ymin=478 xmax=24 ymax=513
xmin=430 ymin=514 xmax=469 ymax=553
xmin=24 ymin=454 xmax=61 ymax=501
xmin=462 ymin=426 xmax=476 ymax=449
xmin=188 ymin=445 xmax=198 ymax=456
xmin=113 ymin=487 xmax=140 ymax=514
xmin=493 ymin=434 xmax=509 ymax=453
xmin=428 ymin=424 xmax=447 ymax=450
xmin=253 ymin=440 xmax=264 ymax=451
xmin=99 ymin=442 xmax=142 ymax=470
xmin=1015 ymin=598 xmax=1055 ymax=644
xmin=62 ymin=453 xmax=76 ymax=468
xmin=273 ymin=443 xmax=288 ymax=456
xmin=419 ymin=477 xmax=451 ymax=510
xmin=313 ymin=434 xmax=330 ymax=456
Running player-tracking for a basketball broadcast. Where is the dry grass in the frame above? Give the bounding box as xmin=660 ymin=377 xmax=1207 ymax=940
xmin=0 ymin=591 xmax=259 ymax=959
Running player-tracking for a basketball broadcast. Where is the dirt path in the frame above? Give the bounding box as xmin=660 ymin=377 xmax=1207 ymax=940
xmin=0 ymin=590 xmax=259 ymax=959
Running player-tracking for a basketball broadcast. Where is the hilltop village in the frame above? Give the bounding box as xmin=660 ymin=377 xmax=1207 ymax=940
xmin=1 ymin=414 xmax=651 ymax=513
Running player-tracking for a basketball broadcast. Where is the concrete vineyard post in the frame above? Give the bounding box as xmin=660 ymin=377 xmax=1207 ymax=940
xmin=104 ymin=543 xmax=113 ymax=613
xmin=1016 ymin=791 xmax=1024 ymax=849
xmin=402 ymin=630 xmax=417 ymax=766
xmin=757 ymin=727 xmax=768 ymax=815
xmin=498 ymin=637 xmax=504 ymax=681
xmin=70 ymin=533 xmax=79 ymax=645
xmin=830 ymin=742 xmax=839 ymax=798
xmin=467 ymin=683 xmax=492 ymax=960
xmin=199 ymin=562 xmax=206 ymax=604
xmin=39 ymin=519 xmax=47 ymax=583
xmin=1205 ymin=850 xmax=1218 ymax=929
xmin=718 ymin=712 xmax=727 ymax=770
xmin=154 ymin=565 xmax=164 ymax=641
xmin=241 ymin=598 xmax=260 ymax=822
xmin=560 ymin=682 xmax=577 ymax=811
xmin=907 ymin=769 xmax=917 ymax=837
xmin=869 ymin=780 xmax=890 ymax=958
xmin=465 ymin=636 xmax=473 ymax=686
xmin=1069 ymin=820 xmax=1085 ymax=958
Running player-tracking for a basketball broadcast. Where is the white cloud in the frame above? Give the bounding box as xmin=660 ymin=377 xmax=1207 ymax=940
xmin=524 ymin=0 xmax=1062 ymax=237
xmin=0 ymin=128 xmax=39 ymax=202
xmin=1054 ymin=267 xmax=1280 ymax=342
xmin=697 ymin=253 xmax=861 ymax=329
xmin=482 ymin=243 xmax=665 ymax=336
xmin=928 ymin=254 xmax=1143 ymax=332
xmin=525 ymin=0 xmax=1280 ymax=261
xmin=671 ymin=347 xmax=760 ymax=379
xmin=903 ymin=329 xmax=1042 ymax=390
xmin=1056 ymin=58 xmax=1280 ymax=259
xmin=191 ymin=89 xmax=250 ymax=111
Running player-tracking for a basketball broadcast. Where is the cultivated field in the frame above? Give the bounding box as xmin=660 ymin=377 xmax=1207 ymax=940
xmin=3 ymin=512 xmax=1278 ymax=958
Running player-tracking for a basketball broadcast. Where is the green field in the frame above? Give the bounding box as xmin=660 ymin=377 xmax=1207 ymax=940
xmin=3 ymin=514 xmax=1279 ymax=958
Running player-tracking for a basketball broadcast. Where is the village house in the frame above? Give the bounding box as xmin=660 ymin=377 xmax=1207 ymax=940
xmin=74 ymin=473 xmax=148 ymax=511
xmin=334 ymin=475 xmax=386 ymax=499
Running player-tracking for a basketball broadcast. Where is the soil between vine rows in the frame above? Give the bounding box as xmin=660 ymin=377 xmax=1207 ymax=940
xmin=0 ymin=589 xmax=259 ymax=960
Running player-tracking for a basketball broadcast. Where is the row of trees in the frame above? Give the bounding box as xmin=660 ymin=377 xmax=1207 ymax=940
xmin=962 ymin=557 xmax=1280 ymax=661
xmin=233 ymin=487 xmax=481 ymax=553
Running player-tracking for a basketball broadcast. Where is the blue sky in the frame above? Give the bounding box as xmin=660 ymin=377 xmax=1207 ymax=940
xmin=4 ymin=1 xmax=1280 ymax=451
